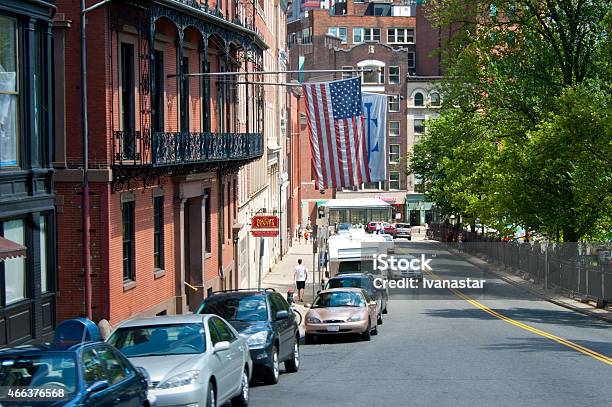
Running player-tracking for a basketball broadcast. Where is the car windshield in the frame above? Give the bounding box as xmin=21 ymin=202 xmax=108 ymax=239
xmin=199 ymin=294 xmax=268 ymax=322
xmin=108 ymin=323 xmax=206 ymax=357
xmin=0 ymin=352 xmax=78 ymax=394
xmin=312 ymin=291 xmax=366 ymax=308
xmin=327 ymin=278 xmax=374 ymax=296
xmin=396 ymin=224 xmax=409 ymax=228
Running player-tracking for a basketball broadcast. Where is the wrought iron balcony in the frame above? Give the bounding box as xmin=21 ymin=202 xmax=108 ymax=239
xmin=113 ymin=131 xmax=264 ymax=168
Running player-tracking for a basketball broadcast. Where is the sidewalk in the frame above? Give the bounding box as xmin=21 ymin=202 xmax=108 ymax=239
xmin=450 ymin=246 xmax=612 ymax=324
xmin=263 ymin=240 xmax=320 ymax=305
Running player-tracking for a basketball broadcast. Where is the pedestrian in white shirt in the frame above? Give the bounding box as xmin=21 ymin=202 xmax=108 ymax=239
xmin=294 ymin=259 xmax=308 ymax=302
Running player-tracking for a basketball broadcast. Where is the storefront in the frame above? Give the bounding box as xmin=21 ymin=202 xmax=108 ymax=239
xmin=405 ymin=194 xmax=436 ymax=226
xmin=0 ymin=0 xmax=56 ymax=346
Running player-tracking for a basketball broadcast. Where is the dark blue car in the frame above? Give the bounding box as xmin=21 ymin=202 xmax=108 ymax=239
xmin=0 ymin=319 xmax=149 ymax=406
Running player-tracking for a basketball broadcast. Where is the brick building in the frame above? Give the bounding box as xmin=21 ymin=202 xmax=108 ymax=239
xmin=287 ymin=0 xmax=443 ymax=225
xmin=53 ymin=0 xmax=267 ymax=326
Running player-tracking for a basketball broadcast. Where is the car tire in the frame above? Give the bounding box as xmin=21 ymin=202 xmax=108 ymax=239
xmin=284 ymin=337 xmax=300 ymax=373
xmin=206 ymin=381 xmax=216 ymax=407
xmin=372 ymin=321 xmax=379 ymax=335
xmin=382 ymin=303 xmax=388 ymax=314
xmin=263 ymin=346 xmax=280 ymax=385
xmin=377 ymin=312 xmax=383 ymax=325
xmin=305 ymin=333 xmax=316 ymax=344
xmin=231 ymin=368 xmax=250 ymax=407
xmin=362 ymin=320 xmax=372 ymax=341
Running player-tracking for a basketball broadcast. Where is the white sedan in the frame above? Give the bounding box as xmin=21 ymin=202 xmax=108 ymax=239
xmin=108 ymin=314 xmax=252 ymax=407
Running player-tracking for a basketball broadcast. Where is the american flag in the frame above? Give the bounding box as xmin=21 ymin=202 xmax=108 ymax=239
xmin=303 ymin=77 xmax=371 ymax=190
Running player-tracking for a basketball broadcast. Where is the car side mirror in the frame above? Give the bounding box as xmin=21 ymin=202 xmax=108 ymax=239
xmin=135 ymin=366 xmax=150 ymax=383
xmin=213 ymin=341 xmax=230 ymax=353
xmin=369 ymin=301 xmax=377 ymax=306
xmin=86 ymin=380 xmax=109 ymax=394
xmin=304 ymin=303 xmax=312 ymax=308
xmin=276 ymin=310 xmax=289 ymax=320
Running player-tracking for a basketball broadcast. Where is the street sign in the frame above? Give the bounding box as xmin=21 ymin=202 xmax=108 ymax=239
xmin=251 ymin=215 xmax=279 ymax=237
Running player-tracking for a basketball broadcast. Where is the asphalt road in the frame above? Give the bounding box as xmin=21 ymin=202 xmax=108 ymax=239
xmin=248 ymin=241 xmax=612 ymax=407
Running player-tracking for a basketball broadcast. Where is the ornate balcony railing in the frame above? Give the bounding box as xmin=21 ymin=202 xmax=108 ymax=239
xmin=113 ymin=131 xmax=264 ymax=168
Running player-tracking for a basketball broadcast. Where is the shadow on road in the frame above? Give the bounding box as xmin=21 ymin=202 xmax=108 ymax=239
xmin=481 ymin=336 xmax=612 ymax=355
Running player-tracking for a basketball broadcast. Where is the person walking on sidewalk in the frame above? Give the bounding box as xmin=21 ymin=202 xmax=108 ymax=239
xmin=294 ymin=259 xmax=308 ymax=302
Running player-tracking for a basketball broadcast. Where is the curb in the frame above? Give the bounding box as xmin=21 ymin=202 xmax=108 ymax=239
xmin=433 ymin=242 xmax=612 ymax=324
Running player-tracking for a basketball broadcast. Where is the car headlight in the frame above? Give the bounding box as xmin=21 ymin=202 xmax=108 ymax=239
xmin=348 ymin=314 xmax=364 ymax=322
xmin=306 ymin=316 xmax=321 ymax=323
xmin=245 ymin=331 xmax=269 ymax=348
xmin=157 ymin=370 xmax=200 ymax=389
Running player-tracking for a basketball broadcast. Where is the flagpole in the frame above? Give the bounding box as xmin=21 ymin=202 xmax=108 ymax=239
xmin=167 ymin=68 xmax=376 ymax=78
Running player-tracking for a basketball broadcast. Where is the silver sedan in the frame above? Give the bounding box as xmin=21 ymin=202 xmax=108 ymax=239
xmin=107 ymin=314 xmax=252 ymax=407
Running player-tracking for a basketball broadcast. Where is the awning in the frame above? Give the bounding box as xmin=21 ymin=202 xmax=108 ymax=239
xmin=0 ymin=236 xmax=27 ymax=262
xmin=335 ymin=191 xmax=406 ymax=205
xmin=406 ymin=202 xmax=434 ymax=211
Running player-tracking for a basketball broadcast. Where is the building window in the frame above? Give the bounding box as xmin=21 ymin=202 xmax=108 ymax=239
xmin=122 ymin=201 xmax=135 ymax=282
xmin=389 ymin=144 xmax=400 ymax=164
xmin=389 ymin=66 xmax=400 ymax=84
xmin=363 ymin=66 xmax=384 ymax=84
xmin=414 ymin=118 xmax=425 ymax=134
xmin=220 ymin=182 xmax=225 ymax=246
xmin=153 ymin=195 xmax=164 ymax=270
xmin=120 ymin=42 xmax=135 ymax=160
xmin=388 ymin=95 xmax=400 ymax=112
xmin=387 ymin=28 xmax=415 ymax=44
xmin=0 ymin=16 xmax=18 ymax=168
xmin=389 ymin=121 xmax=400 ymax=137
xmin=181 ymin=57 xmax=190 ymax=131
xmin=363 ymin=181 xmax=381 ymax=190
xmin=328 ymin=27 xmax=347 ymax=43
xmin=430 ymin=92 xmax=441 ymax=106
xmin=152 ymin=50 xmax=164 ymax=133
xmin=204 ymin=190 xmax=211 ymax=253
xmin=408 ymin=52 xmax=415 ymax=68
xmin=414 ymin=92 xmax=424 ymax=106
xmin=40 ymin=217 xmax=48 ymax=293
xmin=2 ymin=219 xmax=25 ymax=304
xmin=201 ymin=61 xmax=211 ymax=132
xmin=353 ymin=28 xmax=363 ymax=44
xmin=341 ymin=66 xmax=353 ymax=80
xmin=227 ymin=182 xmax=231 ymax=241
xmin=389 ymin=171 xmax=400 ymax=190
xmin=302 ymin=27 xmax=312 ymax=44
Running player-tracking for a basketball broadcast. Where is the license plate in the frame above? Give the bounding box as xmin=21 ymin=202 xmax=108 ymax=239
xmin=326 ymin=325 xmax=340 ymax=332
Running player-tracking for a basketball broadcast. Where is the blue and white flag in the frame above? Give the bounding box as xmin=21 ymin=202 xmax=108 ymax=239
xmin=362 ymin=92 xmax=387 ymax=182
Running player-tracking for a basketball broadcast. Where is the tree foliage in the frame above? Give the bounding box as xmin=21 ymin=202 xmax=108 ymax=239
xmin=409 ymin=0 xmax=612 ymax=241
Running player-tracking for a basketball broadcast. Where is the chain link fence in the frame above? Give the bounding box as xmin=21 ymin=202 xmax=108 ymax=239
xmin=429 ymin=225 xmax=612 ymax=307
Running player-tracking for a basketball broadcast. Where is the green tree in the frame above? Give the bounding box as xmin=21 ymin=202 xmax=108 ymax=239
xmin=409 ymin=0 xmax=611 ymax=241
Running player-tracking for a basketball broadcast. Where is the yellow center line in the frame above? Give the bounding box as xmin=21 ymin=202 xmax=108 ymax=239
xmin=423 ymin=269 xmax=612 ymax=366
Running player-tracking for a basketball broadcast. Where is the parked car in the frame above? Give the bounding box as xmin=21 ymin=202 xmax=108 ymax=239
xmin=389 ymin=254 xmax=423 ymax=281
xmin=107 ymin=314 xmax=251 ymax=407
xmin=304 ymin=288 xmax=379 ymax=343
xmin=366 ymin=221 xmax=395 ymax=235
xmin=196 ymin=289 xmax=300 ymax=385
xmin=0 ymin=318 xmax=149 ymax=407
xmin=336 ymin=223 xmax=352 ymax=234
xmin=324 ymin=273 xmax=388 ymax=322
xmin=392 ymin=223 xmax=412 ymax=240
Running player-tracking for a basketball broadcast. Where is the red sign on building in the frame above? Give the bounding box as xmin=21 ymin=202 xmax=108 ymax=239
xmin=251 ymin=215 xmax=279 ymax=237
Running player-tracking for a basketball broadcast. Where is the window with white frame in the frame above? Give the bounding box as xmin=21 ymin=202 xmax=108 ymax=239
xmin=414 ymin=118 xmax=425 ymax=134
xmin=389 ymin=66 xmax=400 ymax=84
xmin=353 ymin=28 xmax=380 ymax=44
xmin=389 ymin=171 xmax=400 ymax=190
xmin=389 ymin=121 xmax=400 ymax=137
xmin=389 ymin=144 xmax=400 ymax=164
xmin=342 ymin=66 xmax=353 ymax=80
xmin=414 ymin=92 xmax=424 ymax=106
xmin=328 ymin=27 xmax=347 ymax=43
xmin=388 ymin=95 xmax=400 ymax=112
xmin=387 ymin=28 xmax=415 ymax=44
xmin=430 ymin=92 xmax=441 ymax=106
xmin=353 ymin=28 xmax=363 ymax=44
